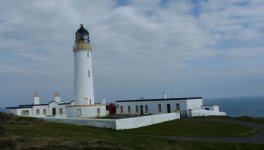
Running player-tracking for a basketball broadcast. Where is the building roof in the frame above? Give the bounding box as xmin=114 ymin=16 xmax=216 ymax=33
xmin=76 ymin=24 xmax=89 ymax=35
xmin=6 ymin=101 xmax=71 ymax=110
xmin=6 ymin=106 xmax=32 ymax=109
xmin=116 ymin=97 xmax=202 ymax=102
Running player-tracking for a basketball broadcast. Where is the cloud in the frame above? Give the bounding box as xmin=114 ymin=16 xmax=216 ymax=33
xmin=0 ymin=0 xmax=263 ymax=106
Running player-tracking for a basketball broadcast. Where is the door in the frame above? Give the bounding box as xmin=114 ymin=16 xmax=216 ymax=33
xmin=52 ymin=108 xmax=56 ymax=115
xmin=167 ymin=104 xmax=171 ymax=113
xmin=140 ymin=105 xmax=143 ymax=115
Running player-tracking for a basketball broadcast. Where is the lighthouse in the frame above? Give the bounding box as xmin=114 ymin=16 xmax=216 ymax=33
xmin=73 ymin=24 xmax=94 ymax=105
xmin=65 ymin=24 xmax=107 ymax=118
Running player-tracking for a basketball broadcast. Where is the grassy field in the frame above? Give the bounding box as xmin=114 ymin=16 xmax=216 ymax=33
xmin=0 ymin=113 xmax=263 ymax=150
xmin=122 ymin=119 xmax=255 ymax=137
xmin=193 ymin=116 xmax=264 ymax=124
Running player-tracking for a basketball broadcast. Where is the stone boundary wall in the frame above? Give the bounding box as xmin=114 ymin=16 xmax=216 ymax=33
xmin=40 ymin=112 xmax=180 ymax=130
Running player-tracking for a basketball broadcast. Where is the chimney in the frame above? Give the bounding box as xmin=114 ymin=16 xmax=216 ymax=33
xmin=163 ymin=91 xmax=167 ymax=99
xmin=54 ymin=92 xmax=61 ymax=103
xmin=33 ymin=92 xmax=40 ymax=105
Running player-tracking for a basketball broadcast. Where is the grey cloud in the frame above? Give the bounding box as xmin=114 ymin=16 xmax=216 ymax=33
xmin=0 ymin=0 xmax=263 ymax=106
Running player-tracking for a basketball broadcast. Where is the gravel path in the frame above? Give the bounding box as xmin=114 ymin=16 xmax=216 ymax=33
xmin=137 ymin=119 xmax=264 ymax=144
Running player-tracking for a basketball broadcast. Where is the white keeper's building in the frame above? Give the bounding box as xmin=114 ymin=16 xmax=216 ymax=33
xmin=116 ymin=96 xmax=226 ymax=117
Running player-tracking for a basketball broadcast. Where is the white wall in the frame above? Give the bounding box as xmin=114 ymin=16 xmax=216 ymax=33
xmin=14 ymin=108 xmax=32 ymax=117
xmin=201 ymin=105 xmax=219 ymax=112
xmin=48 ymin=102 xmax=66 ymax=116
xmin=41 ymin=112 xmax=180 ymax=130
xmin=186 ymin=99 xmax=203 ymax=110
xmin=7 ymin=109 xmax=18 ymax=115
xmin=116 ymin=112 xmax=180 ymax=130
xmin=32 ymin=105 xmax=49 ymax=117
xmin=42 ymin=117 xmax=116 ymax=129
xmin=66 ymin=105 xmax=107 ymax=118
xmin=190 ymin=109 xmax=226 ymax=117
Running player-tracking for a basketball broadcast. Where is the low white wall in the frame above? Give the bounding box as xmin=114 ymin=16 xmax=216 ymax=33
xmin=41 ymin=117 xmax=116 ymax=129
xmin=40 ymin=112 xmax=180 ymax=130
xmin=190 ymin=109 xmax=226 ymax=117
xmin=116 ymin=112 xmax=180 ymax=130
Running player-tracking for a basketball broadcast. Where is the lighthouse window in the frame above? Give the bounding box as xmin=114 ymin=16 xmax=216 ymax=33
xmin=88 ymin=71 xmax=90 ymax=77
xmin=136 ymin=105 xmax=139 ymax=113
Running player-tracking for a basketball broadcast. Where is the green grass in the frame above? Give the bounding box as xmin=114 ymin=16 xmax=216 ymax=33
xmin=233 ymin=116 xmax=264 ymax=124
xmin=192 ymin=116 xmax=264 ymax=124
xmin=0 ymin=113 xmax=263 ymax=150
xmin=122 ymin=119 xmax=256 ymax=137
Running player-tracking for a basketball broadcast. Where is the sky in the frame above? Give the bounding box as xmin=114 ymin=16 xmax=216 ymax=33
xmin=0 ymin=0 xmax=264 ymax=107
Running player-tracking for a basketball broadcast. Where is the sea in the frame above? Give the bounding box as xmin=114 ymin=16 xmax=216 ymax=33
xmin=204 ymin=97 xmax=264 ymax=118
xmin=0 ymin=107 xmax=6 ymax=113
xmin=0 ymin=97 xmax=263 ymax=118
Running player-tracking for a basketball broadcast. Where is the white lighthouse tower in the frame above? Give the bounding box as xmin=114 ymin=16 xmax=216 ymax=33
xmin=73 ymin=24 xmax=94 ymax=105
xmin=66 ymin=25 xmax=107 ymax=118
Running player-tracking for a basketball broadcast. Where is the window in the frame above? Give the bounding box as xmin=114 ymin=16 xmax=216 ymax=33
xmin=88 ymin=71 xmax=90 ymax=77
xmin=84 ymin=98 xmax=88 ymax=104
xmin=205 ymin=108 xmax=209 ymax=110
xmin=145 ymin=105 xmax=148 ymax=113
xmin=128 ymin=105 xmax=131 ymax=113
xmin=176 ymin=104 xmax=180 ymax=111
xmin=97 ymin=108 xmax=100 ymax=114
xmin=87 ymin=52 xmax=89 ymax=58
xmin=21 ymin=110 xmax=29 ymax=116
xmin=59 ymin=108 xmax=63 ymax=114
xmin=36 ymin=109 xmax=40 ymax=115
xmin=77 ymin=109 xmax=81 ymax=117
xmin=120 ymin=106 xmax=123 ymax=113
xmin=136 ymin=105 xmax=139 ymax=113
xmin=43 ymin=109 xmax=46 ymax=115
xmin=158 ymin=104 xmax=162 ymax=112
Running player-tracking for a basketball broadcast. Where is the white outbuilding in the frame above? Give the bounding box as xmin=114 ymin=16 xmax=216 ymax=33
xmin=116 ymin=97 xmax=226 ymax=118
xmin=6 ymin=93 xmax=70 ymax=118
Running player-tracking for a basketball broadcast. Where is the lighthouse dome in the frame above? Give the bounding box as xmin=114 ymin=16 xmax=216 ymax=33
xmin=75 ymin=24 xmax=89 ymax=43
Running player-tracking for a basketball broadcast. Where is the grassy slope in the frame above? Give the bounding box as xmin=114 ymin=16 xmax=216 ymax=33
xmin=0 ymin=113 xmax=263 ymax=150
xmin=193 ymin=116 xmax=264 ymax=124
xmin=122 ymin=119 xmax=255 ymax=137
